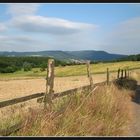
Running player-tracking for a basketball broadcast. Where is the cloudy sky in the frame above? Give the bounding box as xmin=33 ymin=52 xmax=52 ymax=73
xmin=0 ymin=3 xmax=140 ymax=55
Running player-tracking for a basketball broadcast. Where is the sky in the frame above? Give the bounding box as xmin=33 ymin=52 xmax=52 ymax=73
xmin=0 ymin=3 xmax=140 ymax=55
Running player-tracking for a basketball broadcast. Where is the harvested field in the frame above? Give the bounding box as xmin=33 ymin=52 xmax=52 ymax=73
xmin=0 ymin=73 xmax=116 ymax=101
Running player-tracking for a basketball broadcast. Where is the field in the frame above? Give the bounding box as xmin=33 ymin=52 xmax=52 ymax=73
xmin=0 ymin=61 xmax=140 ymax=80
xmin=0 ymin=83 xmax=134 ymax=136
xmin=0 ymin=74 xmax=110 ymax=101
xmin=0 ymin=61 xmax=140 ymax=136
xmin=0 ymin=61 xmax=140 ymax=101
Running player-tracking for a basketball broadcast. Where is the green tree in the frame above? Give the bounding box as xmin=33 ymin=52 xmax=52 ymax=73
xmin=23 ymin=62 xmax=32 ymax=71
xmin=40 ymin=63 xmax=47 ymax=72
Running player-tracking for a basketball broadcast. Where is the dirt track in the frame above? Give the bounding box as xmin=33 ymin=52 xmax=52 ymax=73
xmin=129 ymin=81 xmax=140 ymax=136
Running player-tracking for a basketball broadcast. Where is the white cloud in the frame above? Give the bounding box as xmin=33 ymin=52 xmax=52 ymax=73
xmin=114 ymin=17 xmax=140 ymax=40
xmin=6 ymin=4 xmax=98 ymax=35
xmin=0 ymin=23 xmax=7 ymax=32
xmin=7 ymin=3 xmax=40 ymax=17
xmin=10 ymin=15 xmax=98 ymax=35
xmin=0 ymin=35 xmax=36 ymax=42
xmin=0 ymin=4 xmax=99 ymax=52
xmin=102 ymin=17 xmax=140 ymax=54
xmin=0 ymin=35 xmax=45 ymax=51
xmin=0 ymin=35 xmax=40 ymax=51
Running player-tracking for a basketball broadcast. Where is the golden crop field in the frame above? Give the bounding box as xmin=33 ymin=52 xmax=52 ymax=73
xmin=0 ymin=60 xmax=140 ymax=101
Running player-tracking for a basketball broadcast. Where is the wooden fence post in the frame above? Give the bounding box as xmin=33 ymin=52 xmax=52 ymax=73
xmin=124 ymin=69 xmax=127 ymax=79
xmin=107 ymin=68 xmax=109 ymax=85
xmin=43 ymin=59 xmax=55 ymax=110
xmin=127 ymin=67 xmax=129 ymax=78
xmin=121 ymin=69 xmax=123 ymax=79
xmin=86 ymin=61 xmax=93 ymax=88
xmin=117 ymin=68 xmax=120 ymax=79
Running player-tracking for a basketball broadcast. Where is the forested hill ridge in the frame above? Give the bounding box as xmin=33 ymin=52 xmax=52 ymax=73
xmin=117 ymin=54 xmax=140 ymax=61
xmin=0 ymin=50 xmax=126 ymax=61
xmin=66 ymin=50 xmax=126 ymax=61
xmin=0 ymin=51 xmax=139 ymax=74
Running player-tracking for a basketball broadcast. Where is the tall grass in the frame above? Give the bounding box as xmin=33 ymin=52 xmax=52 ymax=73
xmin=9 ymin=84 xmax=133 ymax=136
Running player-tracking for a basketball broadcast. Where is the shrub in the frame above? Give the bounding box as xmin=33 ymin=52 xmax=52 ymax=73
xmin=0 ymin=66 xmax=16 ymax=73
xmin=40 ymin=63 xmax=47 ymax=72
xmin=114 ymin=78 xmax=137 ymax=90
xmin=23 ymin=62 xmax=32 ymax=71
xmin=33 ymin=70 xmax=39 ymax=73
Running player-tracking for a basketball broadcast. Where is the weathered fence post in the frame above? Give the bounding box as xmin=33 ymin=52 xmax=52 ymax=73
xmin=121 ymin=69 xmax=123 ymax=79
xmin=107 ymin=68 xmax=109 ymax=85
xmin=117 ymin=68 xmax=120 ymax=79
xmin=127 ymin=67 xmax=129 ymax=78
xmin=124 ymin=69 xmax=127 ymax=79
xmin=43 ymin=59 xmax=55 ymax=110
xmin=86 ymin=61 xmax=93 ymax=88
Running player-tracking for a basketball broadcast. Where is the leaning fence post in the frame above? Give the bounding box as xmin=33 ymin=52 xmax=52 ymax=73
xmin=117 ymin=68 xmax=120 ymax=79
xmin=86 ymin=61 xmax=93 ymax=88
xmin=107 ymin=68 xmax=109 ymax=85
xmin=121 ymin=69 xmax=123 ymax=79
xmin=127 ymin=67 xmax=129 ymax=78
xmin=43 ymin=59 xmax=55 ymax=110
xmin=124 ymin=69 xmax=127 ymax=79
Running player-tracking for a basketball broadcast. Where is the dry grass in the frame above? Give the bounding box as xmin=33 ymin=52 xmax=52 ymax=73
xmin=6 ymin=84 xmax=133 ymax=136
xmin=131 ymin=71 xmax=140 ymax=82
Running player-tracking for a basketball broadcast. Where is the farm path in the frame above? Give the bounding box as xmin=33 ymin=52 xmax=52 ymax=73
xmin=129 ymin=80 xmax=140 ymax=136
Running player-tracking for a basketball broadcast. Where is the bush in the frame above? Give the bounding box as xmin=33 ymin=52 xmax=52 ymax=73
xmin=0 ymin=66 xmax=16 ymax=73
xmin=33 ymin=70 xmax=39 ymax=73
xmin=40 ymin=63 xmax=47 ymax=72
xmin=23 ymin=62 xmax=32 ymax=71
xmin=113 ymin=78 xmax=137 ymax=90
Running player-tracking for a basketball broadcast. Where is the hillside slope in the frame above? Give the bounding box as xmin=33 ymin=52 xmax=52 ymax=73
xmin=66 ymin=50 xmax=126 ymax=61
xmin=0 ymin=50 xmax=126 ymax=61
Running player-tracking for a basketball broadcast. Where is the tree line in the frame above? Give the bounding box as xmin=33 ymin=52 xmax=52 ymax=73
xmin=0 ymin=54 xmax=139 ymax=73
xmin=0 ymin=56 xmax=91 ymax=73
xmin=0 ymin=56 xmax=68 ymax=73
xmin=117 ymin=54 xmax=140 ymax=61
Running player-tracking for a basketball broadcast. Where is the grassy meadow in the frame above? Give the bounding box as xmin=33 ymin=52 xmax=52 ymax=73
xmin=0 ymin=61 xmax=140 ymax=79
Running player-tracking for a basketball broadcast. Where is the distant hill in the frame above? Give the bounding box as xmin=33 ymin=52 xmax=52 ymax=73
xmin=0 ymin=50 xmax=127 ymax=61
xmin=0 ymin=51 xmax=75 ymax=60
xmin=66 ymin=50 xmax=126 ymax=61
